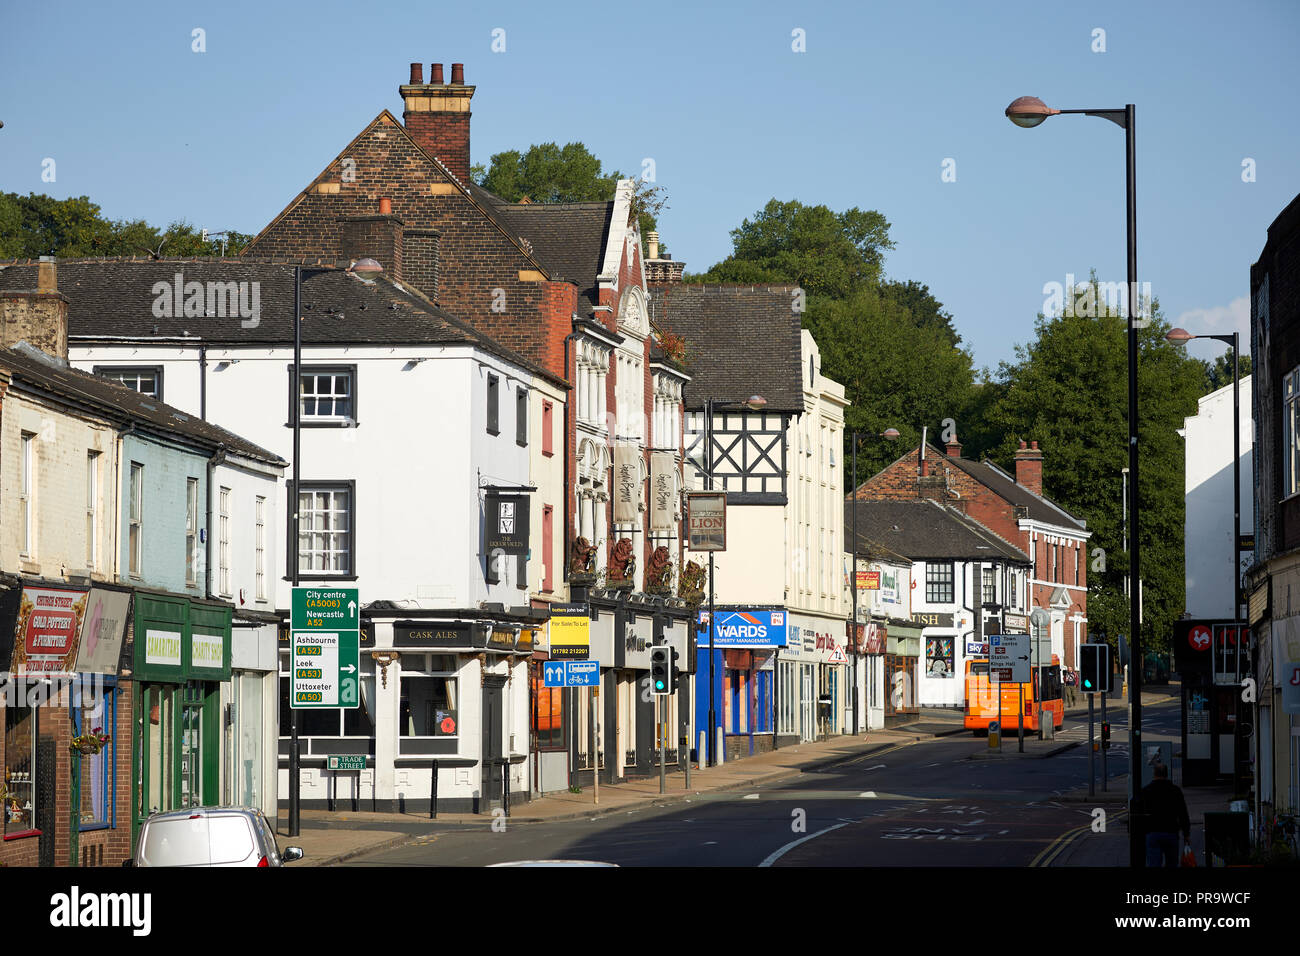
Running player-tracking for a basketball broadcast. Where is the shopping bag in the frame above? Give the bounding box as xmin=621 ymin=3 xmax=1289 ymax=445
xmin=1181 ymin=841 xmax=1197 ymax=867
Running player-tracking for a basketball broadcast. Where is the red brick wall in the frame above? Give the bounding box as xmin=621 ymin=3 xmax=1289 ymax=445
xmin=403 ymin=111 xmax=471 ymax=185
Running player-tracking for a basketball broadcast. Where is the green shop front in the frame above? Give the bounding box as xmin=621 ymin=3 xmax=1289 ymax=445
xmin=131 ymin=593 xmax=232 ymax=838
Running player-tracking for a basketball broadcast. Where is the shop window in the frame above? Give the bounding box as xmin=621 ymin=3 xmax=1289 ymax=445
xmin=532 ymin=675 xmax=565 ymax=750
xmin=4 ymin=706 xmax=37 ymax=835
xmin=75 ymin=683 xmax=115 ymax=829
xmin=278 ymin=655 xmax=376 ymax=737
xmin=234 ymin=673 xmax=264 ymax=809
xmin=400 ymin=673 xmax=458 ymax=737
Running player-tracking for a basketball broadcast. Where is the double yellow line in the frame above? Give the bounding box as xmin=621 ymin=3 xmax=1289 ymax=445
xmin=1031 ymin=808 xmax=1128 ymax=867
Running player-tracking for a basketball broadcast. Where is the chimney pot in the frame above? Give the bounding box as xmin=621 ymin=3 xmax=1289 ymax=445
xmin=379 ymin=197 xmax=392 ymax=215
xmin=1031 ymin=440 xmax=1039 ymax=450
xmin=409 ymin=62 xmax=423 ymax=84
xmin=451 ymin=63 xmax=464 ymax=85
xmin=431 ymin=63 xmax=444 ymax=84
xmin=647 ymin=231 xmax=660 ymax=259
xmin=1018 ymin=439 xmax=1027 ymax=450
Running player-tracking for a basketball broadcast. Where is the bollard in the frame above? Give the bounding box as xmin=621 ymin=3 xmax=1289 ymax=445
xmin=699 ymin=732 xmax=707 ymax=770
xmin=716 ymin=727 xmax=725 ymax=766
xmin=429 ymin=759 xmax=438 ymax=819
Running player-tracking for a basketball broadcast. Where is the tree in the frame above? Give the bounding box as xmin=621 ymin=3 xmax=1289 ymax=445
xmin=473 ymin=141 xmax=661 ymax=245
xmin=881 ymin=278 xmax=962 ymax=348
xmin=806 ymin=287 xmax=977 ymax=478
xmin=0 ymin=192 xmax=249 ymax=258
xmin=1203 ymin=351 xmax=1251 ymax=393
xmin=982 ymin=275 xmax=1206 ymax=653
xmin=688 ymin=199 xmax=894 ymax=299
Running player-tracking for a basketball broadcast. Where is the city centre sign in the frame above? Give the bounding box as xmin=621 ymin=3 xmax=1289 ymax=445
xmin=291 ymin=586 xmax=360 ymax=709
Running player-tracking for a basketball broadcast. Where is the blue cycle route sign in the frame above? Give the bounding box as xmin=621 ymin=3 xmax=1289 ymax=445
xmin=543 ymin=661 xmax=600 ymax=687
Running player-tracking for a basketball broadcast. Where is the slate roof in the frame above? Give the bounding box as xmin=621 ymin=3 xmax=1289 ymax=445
xmin=0 ymin=258 xmax=565 ymax=387
xmin=943 ymin=456 xmax=1088 ymax=532
xmin=481 ymin=199 xmax=614 ymax=317
xmin=648 ymin=285 xmax=804 ymax=413
xmin=0 ymin=343 xmax=285 ymax=465
xmin=845 ymin=498 xmax=1030 ymax=564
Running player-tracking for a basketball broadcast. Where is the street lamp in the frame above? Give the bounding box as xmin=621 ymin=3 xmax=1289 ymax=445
xmin=1166 ymin=328 xmax=1241 ymax=625
xmin=288 ymin=258 xmax=383 ymax=836
xmin=849 ymin=428 xmax=899 ymax=738
xmin=703 ymin=394 xmax=767 ymax=767
xmin=1007 ymin=94 xmax=1144 ymax=866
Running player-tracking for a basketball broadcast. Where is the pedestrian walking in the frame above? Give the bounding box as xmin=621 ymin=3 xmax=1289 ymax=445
xmin=1063 ymin=667 xmax=1077 ymax=707
xmin=1137 ymin=763 xmax=1191 ymax=867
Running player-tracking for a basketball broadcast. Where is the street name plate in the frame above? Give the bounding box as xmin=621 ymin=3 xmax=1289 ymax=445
xmin=328 ymin=755 xmax=366 ymax=771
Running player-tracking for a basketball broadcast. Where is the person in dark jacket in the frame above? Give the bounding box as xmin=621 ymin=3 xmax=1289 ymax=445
xmin=1138 ymin=762 xmax=1191 ymax=867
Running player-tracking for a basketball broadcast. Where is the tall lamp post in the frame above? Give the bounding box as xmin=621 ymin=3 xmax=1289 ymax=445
xmin=1006 ymin=95 xmax=1144 ymax=866
xmin=849 ymin=428 xmax=900 ymax=737
xmin=703 ymin=394 xmax=767 ymax=767
xmin=287 ymin=258 xmax=382 ymax=837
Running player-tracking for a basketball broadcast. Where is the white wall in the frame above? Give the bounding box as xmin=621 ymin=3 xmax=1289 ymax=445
xmin=1184 ymin=375 xmax=1254 ymax=619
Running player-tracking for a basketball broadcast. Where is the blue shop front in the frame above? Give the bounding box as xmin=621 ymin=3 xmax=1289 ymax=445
xmin=695 ymin=607 xmax=786 ymax=763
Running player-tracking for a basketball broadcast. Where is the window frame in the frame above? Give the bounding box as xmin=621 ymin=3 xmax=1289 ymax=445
xmin=218 ymin=486 xmax=232 ymax=596
xmin=487 ymin=374 xmax=500 ymax=436
xmin=925 ymin=561 xmax=955 ymax=605
xmin=185 ymin=477 xmax=199 ymax=586
xmin=288 ymin=480 xmax=357 ymax=581
xmin=254 ymin=495 xmax=266 ymax=601
xmin=19 ymin=431 xmax=34 ymax=557
xmin=3 ymin=704 xmax=39 ymax=837
xmin=398 ymin=654 xmax=459 ymax=739
xmin=87 ymin=451 xmax=100 ymax=570
xmin=74 ymin=680 xmax=117 ymax=831
xmin=287 ymin=364 xmax=358 ymax=428
xmin=93 ymin=365 xmax=163 ymax=400
xmin=1286 ymin=367 xmax=1300 ymax=497
xmin=129 ymin=462 xmax=144 ymax=576
xmin=516 ymin=386 xmax=528 ymax=447
xmin=542 ymin=400 xmax=554 ymax=457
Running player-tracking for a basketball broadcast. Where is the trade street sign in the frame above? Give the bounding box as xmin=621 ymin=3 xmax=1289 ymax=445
xmin=327 ymin=755 xmax=367 ymax=771
xmin=543 ymin=660 xmax=601 ymax=688
xmin=548 ymin=603 xmax=590 ymax=659
xmin=989 ymin=632 xmax=1031 ymax=683
xmin=292 ymin=586 xmax=360 ymax=710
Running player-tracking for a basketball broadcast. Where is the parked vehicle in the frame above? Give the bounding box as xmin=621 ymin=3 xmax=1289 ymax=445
xmin=964 ymin=655 xmax=1064 ymax=734
xmin=127 ymin=807 xmax=304 ymax=867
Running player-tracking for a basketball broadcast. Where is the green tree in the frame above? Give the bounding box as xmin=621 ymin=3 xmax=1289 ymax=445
xmin=881 ymin=278 xmax=962 ymax=348
xmin=688 ymin=199 xmax=894 ymax=299
xmin=1203 ymin=350 xmax=1251 ymax=393
xmin=982 ymin=275 xmax=1206 ymax=654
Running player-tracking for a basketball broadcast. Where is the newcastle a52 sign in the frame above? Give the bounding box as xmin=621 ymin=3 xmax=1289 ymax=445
xmin=291 ymin=587 xmax=360 ymax=709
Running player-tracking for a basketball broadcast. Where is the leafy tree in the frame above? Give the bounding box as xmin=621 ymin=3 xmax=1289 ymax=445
xmin=882 ymin=278 xmax=962 ymax=348
xmin=982 ymin=274 xmax=1206 ymax=654
xmin=688 ymin=199 xmax=893 ymax=299
xmin=473 ymin=141 xmax=661 ymax=246
xmin=0 ymin=191 xmax=248 ymax=258
xmin=1203 ymin=351 xmax=1251 ymax=393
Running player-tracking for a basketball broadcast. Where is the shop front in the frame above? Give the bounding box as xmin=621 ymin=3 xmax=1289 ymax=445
xmin=885 ymin=621 xmax=923 ymax=722
xmin=224 ymin=611 xmax=279 ymax=817
xmin=131 ymin=592 xmax=232 ymax=840
xmin=695 ymin=607 xmax=784 ymax=762
xmin=778 ymin=624 xmax=817 ymax=745
xmin=1 ymin=581 xmax=132 ymax=867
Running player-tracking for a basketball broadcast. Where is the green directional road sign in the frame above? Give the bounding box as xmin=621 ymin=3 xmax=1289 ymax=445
xmin=292 ymin=586 xmax=360 ymax=710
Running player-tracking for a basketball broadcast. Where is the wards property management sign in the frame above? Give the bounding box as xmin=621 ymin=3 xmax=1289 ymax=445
xmin=700 ymin=609 xmax=787 ymax=648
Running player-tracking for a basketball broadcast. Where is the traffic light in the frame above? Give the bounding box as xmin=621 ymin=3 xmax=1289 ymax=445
xmin=1079 ymin=643 xmax=1110 ymax=694
xmin=1101 ymin=721 xmax=1111 ymax=749
xmin=650 ymin=646 xmax=670 ymax=695
xmin=669 ymin=647 xmax=680 ymax=694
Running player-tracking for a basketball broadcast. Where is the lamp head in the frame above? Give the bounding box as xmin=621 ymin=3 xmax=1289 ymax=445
xmin=1165 ymin=327 xmax=1194 ymax=343
xmin=744 ymin=395 xmax=768 ymax=411
xmin=1005 ymin=96 xmax=1058 ymax=129
xmin=880 ymin=428 xmax=901 ymax=441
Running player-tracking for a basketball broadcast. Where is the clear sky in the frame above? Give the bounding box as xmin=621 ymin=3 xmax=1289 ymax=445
xmin=2 ymin=0 xmax=1296 ymax=370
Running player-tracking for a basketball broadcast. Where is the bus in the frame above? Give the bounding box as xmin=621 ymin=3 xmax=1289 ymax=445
xmin=964 ymin=655 xmax=1063 ymax=734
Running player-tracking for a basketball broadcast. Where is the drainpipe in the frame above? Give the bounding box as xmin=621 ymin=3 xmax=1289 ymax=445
xmin=562 ymin=327 xmax=579 ymax=584
xmin=206 ymin=444 xmax=228 ymax=599
xmin=113 ymin=421 xmax=137 ymax=580
xmin=199 ymin=343 xmax=208 ymax=421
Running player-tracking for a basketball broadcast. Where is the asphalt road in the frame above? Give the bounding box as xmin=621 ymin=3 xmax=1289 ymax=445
xmin=343 ymin=699 xmax=1183 ymax=867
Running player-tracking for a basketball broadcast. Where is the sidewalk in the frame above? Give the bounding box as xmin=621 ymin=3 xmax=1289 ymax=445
xmin=276 ymin=683 xmax=1190 ymax=867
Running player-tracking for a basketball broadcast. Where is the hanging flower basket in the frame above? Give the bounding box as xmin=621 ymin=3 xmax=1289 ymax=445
xmin=69 ymin=727 xmax=111 ymax=757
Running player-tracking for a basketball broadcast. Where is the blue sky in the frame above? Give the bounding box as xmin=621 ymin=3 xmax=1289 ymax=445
xmin=2 ymin=0 xmax=1296 ymax=371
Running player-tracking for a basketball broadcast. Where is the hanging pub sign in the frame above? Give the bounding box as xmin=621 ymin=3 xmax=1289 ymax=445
xmin=485 ymin=493 xmax=530 ymax=556
xmin=685 ymin=492 xmax=727 ymax=551
xmin=614 ymin=444 xmax=640 ymax=524
xmin=650 ymin=451 xmax=676 ymax=532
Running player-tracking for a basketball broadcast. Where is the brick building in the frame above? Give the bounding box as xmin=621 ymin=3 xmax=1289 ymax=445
xmin=852 ymin=437 xmax=1090 ymax=668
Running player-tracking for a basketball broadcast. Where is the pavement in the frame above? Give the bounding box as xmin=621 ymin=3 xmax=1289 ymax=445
xmin=276 ymin=681 xmax=1243 ymax=867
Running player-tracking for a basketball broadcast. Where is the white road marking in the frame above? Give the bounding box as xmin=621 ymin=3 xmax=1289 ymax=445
xmin=759 ymin=822 xmax=850 ymax=867
xmin=743 ymin=793 xmax=760 ymax=800
xmin=859 ymin=791 xmax=877 ymax=798
xmin=865 ymin=764 xmax=887 ymax=771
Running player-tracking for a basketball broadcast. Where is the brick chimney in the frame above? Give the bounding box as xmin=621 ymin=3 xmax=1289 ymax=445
xmin=945 ymin=433 xmax=963 ymax=458
xmin=1014 ymin=439 xmax=1044 ymax=495
xmin=0 ymin=257 xmax=69 ymax=360
xmin=340 ymin=200 xmax=404 ymax=281
xmin=403 ymin=227 xmax=441 ymax=301
xmin=400 ymin=62 xmax=474 ymax=184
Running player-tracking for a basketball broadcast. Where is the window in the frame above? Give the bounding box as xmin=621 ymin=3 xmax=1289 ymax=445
xmin=75 ymin=683 xmax=115 ymax=829
xmin=218 ymin=487 xmax=231 ymax=596
xmin=293 ymin=366 xmax=356 ymax=425
xmin=255 ymin=496 xmax=266 ymax=601
xmin=542 ymin=401 xmax=554 ymax=456
xmin=185 ymin=478 xmax=199 ymax=586
xmin=925 ymin=562 xmax=954 ymax=604
xmin=1287 ymin=367 xmax=1300 ymax=496
xmin=94 ymin=366 xmax=161 ymax=399
xmin=1074 ymin=546 xmax=1080 ymax=586
xmin=87 ymin=452 xmax=100 ymax=570
xmin=516 ymin=387 xmax=528 ymax=446
xmin=982 ymin=566 xmax=996 ymax=605
xmin=487 ymin=374 xmax=500 ymax=435
xmin=399 ymin=657 xmax=458 ymax=737
xmin=4 ymin=706 xmax=37 ymax=835
xmin=296 ymin=483 xmax=353 ymax=576
xmin=542 ymin=505 xmax=554 ymax=593
xmin=129 ymin=462 xmax=144 ymax=575
xmin=19 ymin=432 xmax=34 ymax=556
xmin=533 ymin=672 xmax=565 ymax=749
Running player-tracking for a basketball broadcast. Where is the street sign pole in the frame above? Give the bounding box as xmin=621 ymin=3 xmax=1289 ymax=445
xmin=1089 ymin=690 xmax=1096 ymax=798
xmin=290 ymin=267 xmax=302 ymax=838
xmin=1018 ymin=683 xmax=1024 ymax=753
xmin=996 ymin=668 xmax=1003 ymax=753
xmin=1101 ymin=688 xmax=1108 ymax=792
xmin=659 ymin=695 xmax=666 ymax=794
xmin=591 ymin=687 xmax=599 ymax=806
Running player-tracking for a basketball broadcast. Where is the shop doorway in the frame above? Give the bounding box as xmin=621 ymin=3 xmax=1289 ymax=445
xmin=481 ymin=677 xmax=505 ymax=811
